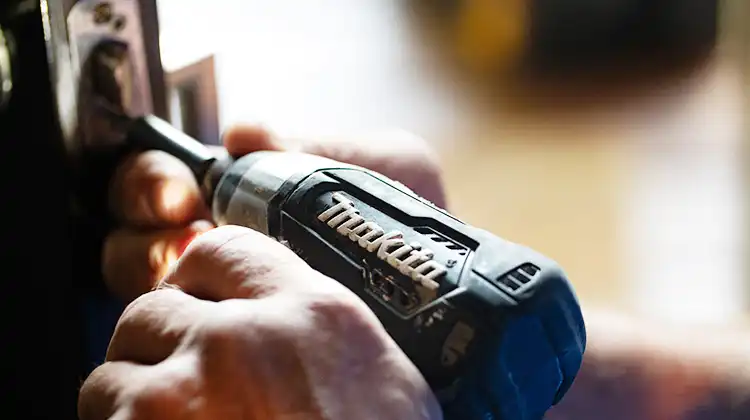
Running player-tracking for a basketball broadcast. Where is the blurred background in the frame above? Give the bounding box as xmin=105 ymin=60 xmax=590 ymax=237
xmin=156 ymin=0 xmax=749 ymax=326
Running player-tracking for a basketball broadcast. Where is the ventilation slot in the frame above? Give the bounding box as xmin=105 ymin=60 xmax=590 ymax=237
xmin=519 ymin=264 xmax=539 ymax=277
xmin=495 ymin=264 xmax=541 ymax=292
xmin=429 ymin=234 xmax=449 ymax=243
xmin=415 ymin=227 xmax=468 ymax=255
xmin=498 ymin=275 xmax=522 ymax=291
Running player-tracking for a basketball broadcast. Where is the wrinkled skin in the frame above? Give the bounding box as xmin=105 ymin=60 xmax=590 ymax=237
xmin=80 ymin=126 xmax=446 ymax=420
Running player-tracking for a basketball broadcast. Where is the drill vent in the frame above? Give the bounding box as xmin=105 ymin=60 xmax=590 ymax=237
xmin=496 ymin=264 xmax=540 ymax=292
xmin=415 ymin=227 xmax=468 ymax=256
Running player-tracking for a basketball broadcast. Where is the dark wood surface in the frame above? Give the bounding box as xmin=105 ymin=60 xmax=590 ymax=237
xmin=1 ymin=1 xmax=166 ymax=418
xmin=1 ymin=2 xmax=80 ymax=419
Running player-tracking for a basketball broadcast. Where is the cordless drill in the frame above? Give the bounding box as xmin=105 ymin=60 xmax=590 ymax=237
xmin=125 ymin=114 xmax=586 ymax=420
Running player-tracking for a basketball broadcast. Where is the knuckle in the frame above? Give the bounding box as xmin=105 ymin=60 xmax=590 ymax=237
xmin=197 ymin=314 xmax=262 ymax=363
xmin=77 ymin=365 xmax=115 ymax=420
xmin=117 ymin=291 xmax=161 ymax=329
xmin=181 ymin=225 xmax=291 ymax=263
xmin=108 ymin=291 xmax=168 ymax=359
xmin=299 ymin=291 xmax=390 ymax=356
xmin=175 ymin=225 xmax=302 ymax=278
xmin=129 ymin=387 xmax=170 ymax=418
xmin=305 ymin=290 xmax=376 ymax=333
xmin=125 ymin=357 xmax=203 ymax=420
xmin=200 ymin=322 xmax=245 ymax=350
xmin=178 ymin=225 xmax=249 ymax=260
xmin=128 ymin=380 xmax=192 ymax=419
xmin=197 ymin=301 xmax=254 ymax=340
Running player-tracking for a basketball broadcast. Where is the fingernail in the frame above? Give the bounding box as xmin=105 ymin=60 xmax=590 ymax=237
xmin=160 ymin=180 xmax=192 ymax=209
xmin=153 ymin=180 xmax=196 ymax=221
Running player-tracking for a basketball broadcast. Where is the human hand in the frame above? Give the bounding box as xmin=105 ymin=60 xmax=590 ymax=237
xmin=546 ymin=310 xmax=750 ymax=420
xmin=82 ymin=126 xmax=448 ymax=419
xmin=102 ymin=126 xmax=446 ymax=302
xmin=79 ymin=224 xmax=443 ymax=419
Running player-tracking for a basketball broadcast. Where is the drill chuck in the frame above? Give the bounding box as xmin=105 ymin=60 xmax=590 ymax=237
xmin=210 ymin=151 xmax=420 ymax=235
xmin=211 ymin=151 xmax=349 ymax=235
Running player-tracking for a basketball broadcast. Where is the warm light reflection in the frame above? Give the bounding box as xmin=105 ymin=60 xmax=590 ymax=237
xmin=160 ymin=181 xmax=192 ymax=216
xmin=149 ymin=238 xmax=181 ymax=281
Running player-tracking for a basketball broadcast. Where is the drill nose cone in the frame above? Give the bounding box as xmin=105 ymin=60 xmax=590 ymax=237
xmin=444 ymin=316 xmax=565 ymax=420
xmin=494 ymin=316 xmax=564 ymax=419
xmin=443 ymin=271 xmax=586 ymax=420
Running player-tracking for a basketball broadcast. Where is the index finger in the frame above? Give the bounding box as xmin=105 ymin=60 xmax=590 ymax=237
xmin=222 ymin=125 xmax=282 ymax=157
xmin=223 ymin=126 xmax=447 ymax=208
xmin=78 ymin=361 xmax=150 ymax=420
xmin=110 ymin=125 xmax=280 ymax=226
xmin=109 ymin=150 xmax=206 ymax=227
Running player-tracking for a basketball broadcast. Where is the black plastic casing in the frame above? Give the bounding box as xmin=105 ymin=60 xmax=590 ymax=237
xmin=213 ymin=154 xmax=586 ymax=420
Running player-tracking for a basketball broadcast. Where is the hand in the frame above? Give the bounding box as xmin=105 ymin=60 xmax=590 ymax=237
xmin=83 ymin=125 xmax=447 ymax=419
xmin=103 ymin=126 xmax=446 ymax=302
xmin=546 ymin=310 xmax=750 ymax=420
xmin=79 ymin=225 xmax=443 ymax=419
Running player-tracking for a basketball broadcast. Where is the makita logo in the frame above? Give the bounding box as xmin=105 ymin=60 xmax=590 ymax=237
xmin=317 ymin=193 xmax=446 ymax=290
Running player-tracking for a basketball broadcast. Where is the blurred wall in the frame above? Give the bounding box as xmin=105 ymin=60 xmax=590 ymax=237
xmin=157 ymin=0 xmax=748 ymax=324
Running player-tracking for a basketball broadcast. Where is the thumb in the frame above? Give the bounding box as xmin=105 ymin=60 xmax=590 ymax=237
xmin=222 ymin=125 xmax=284 ymax=157
xmin=221 ymin=125 xmax=447 ymax=208
xmin=297 ymin=130 xmax=447 ymax=208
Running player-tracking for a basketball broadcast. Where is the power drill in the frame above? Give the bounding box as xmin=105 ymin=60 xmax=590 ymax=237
xmin=124 ymin=114 xmax=587 ymax=420
xmin=3 ymin=2 xmax=583 ymax=416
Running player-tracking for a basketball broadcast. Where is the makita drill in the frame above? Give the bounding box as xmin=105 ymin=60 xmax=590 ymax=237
xmin=123 ymin=114 xmax=587 ymax=420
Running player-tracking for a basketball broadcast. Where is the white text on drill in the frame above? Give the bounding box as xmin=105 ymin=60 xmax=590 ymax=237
xmin=317 ymin=192 xmax=446 ymax=291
